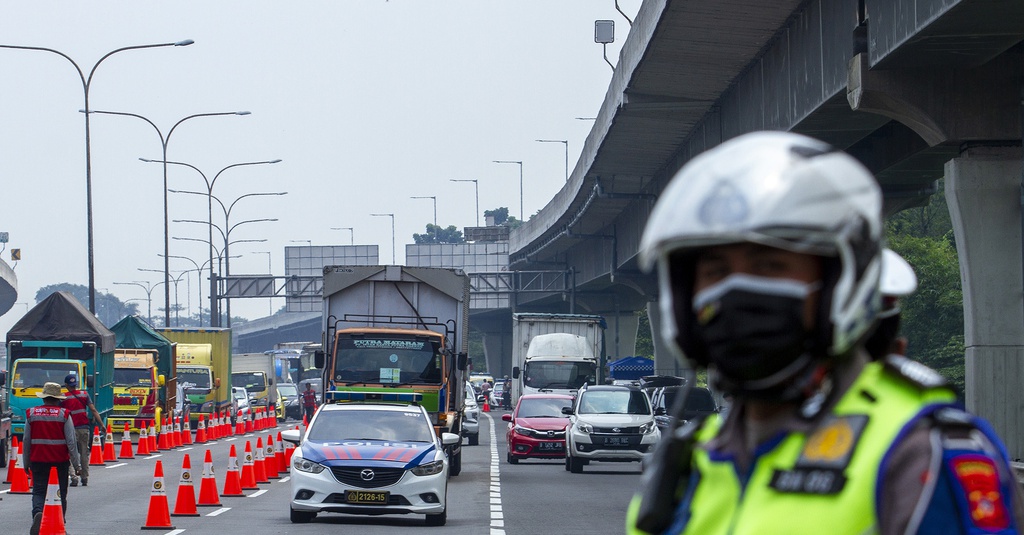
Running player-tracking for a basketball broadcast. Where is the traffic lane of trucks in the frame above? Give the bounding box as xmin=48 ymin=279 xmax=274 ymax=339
xmin=0 ymin=419 xmax=497 ymax=534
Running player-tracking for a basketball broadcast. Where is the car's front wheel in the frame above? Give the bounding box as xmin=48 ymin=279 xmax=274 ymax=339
xmin=467 ymin=432 xmax=479 ymax=446
xmin=569 ymin=455 xmax=584 ymax=473
xmin=507 ymin=451 xmax=519 ymax=464
xmin=290 ymin=507 xmax=316 ymax=523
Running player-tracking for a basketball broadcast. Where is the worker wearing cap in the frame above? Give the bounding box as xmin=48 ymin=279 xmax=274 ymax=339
xmin=61 ymin=373 xmax=102 ymax=487
xmin=627 ymin=131 xmax=1024 ymax=534
xmin=23 ymin=382 xmax=81 ymax=535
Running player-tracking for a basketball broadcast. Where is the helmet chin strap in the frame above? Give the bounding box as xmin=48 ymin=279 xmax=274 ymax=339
xmin=713 ymin=352 xmax=833 ymax=415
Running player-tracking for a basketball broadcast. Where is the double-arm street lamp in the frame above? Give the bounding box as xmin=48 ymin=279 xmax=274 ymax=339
xmin=173 ymin=234 xmax=257 ymax=327
xmin=0 ymin=39 xmax=194 ymax=313
xmin=139 ymin=267 xmax=190 ymax=325
xmin=143 ymin=157 xmax=282 ymax=326
xmin=159 ymin=253 xmax=206 ymax=326
xmin=536 ymin=139 xmax=569 ymax=182
xmin=87 ymin=108 xmax=250 ymax=327
xmin=493 ymin=160 xmax=524 ymax=220
xmin=370 ymin=213 xmax=395 ymax=264
xmin=410 ymin=196 xmax=437 ymax=227
xmin=113 ymin=280 xmax=160 ymax=325
xmin=449 ymin=179 xmax=479 ymax=227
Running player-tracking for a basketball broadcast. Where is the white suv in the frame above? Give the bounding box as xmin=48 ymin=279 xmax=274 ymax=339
xmin=562 ymin=384 xmax=660 ymax=473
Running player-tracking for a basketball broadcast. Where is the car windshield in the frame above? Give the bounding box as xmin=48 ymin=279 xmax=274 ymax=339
xmin=578 ymin=390 xmax=650 ymax=415
xmin=114 ymin=368 xmax=153 ymax=387
xmin=178 ymin=369 xmax=211 ymax=390
xmin=232 ymin=372 xmax=266 ymax=390
xmin=307 ymin=408 xmax=435 ymax=443
xmin=278 ymin=384 xmax=298 ymax=397
xmin=516 ymin=397 xmax=570 ymax=418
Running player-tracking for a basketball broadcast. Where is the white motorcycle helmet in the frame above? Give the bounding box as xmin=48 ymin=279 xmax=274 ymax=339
xmin=639 ymin=131 xmax=883 ymax=396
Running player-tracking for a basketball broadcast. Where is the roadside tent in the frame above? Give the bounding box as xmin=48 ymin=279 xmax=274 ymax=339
xmin=111 ymin=315 xmax=177 ymax=410
xmin=606 ymin=356 xmax=654 ymax=381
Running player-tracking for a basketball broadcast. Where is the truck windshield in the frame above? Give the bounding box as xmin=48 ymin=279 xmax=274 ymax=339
xmin=232 ymin=372 xmax=267 ymax=390
xmin=332 ymin=335 xmax=443 ymax=385
xmin=114 ymin=368 xmax=153 ymax=387
xmin=178 ymin=370 xmax=211 ymax=390
xmin=523 ymin=361 xmax=598 ymax=390
xmin=11 ymin=361 xmax=78 ymax=389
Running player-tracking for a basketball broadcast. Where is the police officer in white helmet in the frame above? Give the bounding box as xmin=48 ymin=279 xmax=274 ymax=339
xmin=626 ymin=132 xmax=1024 ymax=534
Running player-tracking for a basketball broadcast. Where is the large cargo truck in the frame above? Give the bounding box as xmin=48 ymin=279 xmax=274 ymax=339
xmin=157 ymin=328 xmax=232 ymax=426
xmin=231 ymin=352 xmax=276 ymax=409
xmin=319 ymin=265 xmax=470 ymax=474
xmin=5 ymin=292 xmax=115 ymax=439
xmin=110 ymin=315 xmax=177 ymax=432
xmin=510 ymin=313 xmax=605 ymax=404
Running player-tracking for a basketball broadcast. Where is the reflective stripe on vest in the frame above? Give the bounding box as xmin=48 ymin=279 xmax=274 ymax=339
xmin=679 ymin=361 xmax=955 ymax=535
xmin=28 ymin=406 xmax=71 ymax=464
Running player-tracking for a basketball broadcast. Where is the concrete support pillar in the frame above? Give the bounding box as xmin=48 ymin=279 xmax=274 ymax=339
xmin=481 ymin=330 xmax=513 ymax=378
xmin=604 ymin=312 xmax=640 ymax=361
xmin=647 ymin=301 xmax=686 ymax=377
xmin=946 ymin=152 xmax=1024 ymax=460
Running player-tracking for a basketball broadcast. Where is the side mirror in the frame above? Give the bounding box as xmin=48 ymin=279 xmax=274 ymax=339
xmin=511 ymin=366 xmax=520 ymax=379
xmin=457 ymin=352 xmax=468 ymax=371
xmin=85 ymin=375 xmax=95 ymax=388
xmin=501 ymin=414 xmax=512 ymax=422
xmin=157 ymin=375 xmax=166 ymax=387
xmin=314 ymin=350 xmax=325 ymax=369
xmin=441 ymin=432 xmax=461 ymax=446
xmin=655 ymin=407 xmax=667 ymax=416
xmin=561 ymin=406 xmax=573 ymax=416
xmin=281 ymin=428 xmax=302 ymax=445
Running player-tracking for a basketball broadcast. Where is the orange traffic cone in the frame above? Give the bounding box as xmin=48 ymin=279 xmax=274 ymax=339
xmin=159 ymin=418 xmax=173 ymax=450
xmin=4 ymin=434 xmax=19 ymax=483
xmin=302 ymin=412 xmax=308 ymax=427
xmin=221 ymin=444 xmax=245 ymax=497
xmin=240 ymin=441 xmax=258 ymax=490
xmin=171 ymin=454 xmax=200 ymax=517
xmin=137 ymin=422 xmax=151 ymax=456
xmin=38 ymin=466 xmax=67 ymax=535
xmin=172 ymin=417 xmax=183 ymax=448
xmin=197 ymin=449 xmax=222 ymax=507
xmin=89 ymin=427 xmax=105 ymax=465
xmin=8 ymin=441 xmax=31 ymax=494
xmin=103 ymin=422 xmax=118 ymax=462
xmin=236 ymin=411 xmax=246 ymax=435
xmin=265 ymin=435 xmax=279 ymax=479
xmin=254 ymin=437 xmax=269 ymax=484
xmin=482 ymin=397 xmax=490 ymax=412
xmin=119 ymin=422 xmax=135 ymax=459
xmin=195 ymin=416 xmax=207 ymax=444
xmin=183 ymin=418 xmax=193 ymax=445
xmin=275 ymin=432 xmax=287 ymax=474
xmin=147 ymin=420 xmax=157 ymax=453
xmin=142 ymin=460 xmax=175 ymax=530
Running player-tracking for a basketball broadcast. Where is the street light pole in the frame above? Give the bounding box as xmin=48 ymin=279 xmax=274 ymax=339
xmin=143 ymin=157 xmax=281 ymax=327
xmin=255 ymin=251 xmax=273 ymax=316
xmin=87 ymin=108 xmax=250 ymax=327
xmin=330 ymin=227 xmax=354 ymax=245
xmin=493 ymin=160 xmax=524 ymax=221
xmin=410 ymin=196 xmax=437 ymax=227
xmin=449 ymin=179 xmax=479 ymax=227
xmin=113 ymin=280 xmax=159 ymax=325
xmin=536 ymin=139 xmax=569 ymax=181
xmin=159 ymin=253 xmax=204 ymax=326
xmin=370 ymin=213 xmax=396 ymax=264
xmin=0 ymin=39 xmax=194 ymax=313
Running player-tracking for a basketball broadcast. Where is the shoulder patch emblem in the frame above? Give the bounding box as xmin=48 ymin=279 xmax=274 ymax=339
xmin=949 ymin=453 xmax=1010 ymax=531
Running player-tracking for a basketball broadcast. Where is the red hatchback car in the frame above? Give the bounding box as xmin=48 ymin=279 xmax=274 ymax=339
xmin=502 ymin=393 xmax=574 ymax=464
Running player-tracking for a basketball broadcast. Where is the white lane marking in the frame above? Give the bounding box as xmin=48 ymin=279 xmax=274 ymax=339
xmin=105 ymin=463 xmax=127 ymax=469
xmin=146 ymin=454 xmax=162 ymax=459
xmin=248 ymin=489 xmax=268 ymax=498
xmin=484 ymin=413 xmax=505 ymax=534
xmin=278 ymin=476 xmax=290 ymax=483
xmin=164 ymin=530 xmax=186 ymax=535
xmin=180 ymin=447 xmax=193 ymax=452
xmin=225 ymin=438 xmax=237 ymax=442
xmin=0 ymin=489 xmax=10 ymax=494
xmin=206 ymin=507 xmax=231 ymax=516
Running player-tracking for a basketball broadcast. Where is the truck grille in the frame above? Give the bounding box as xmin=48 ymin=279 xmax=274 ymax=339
xmin=330 ymin=466 xmax=405 ymax=488
xmin=593 ymin=426 xmax=640 ymax=434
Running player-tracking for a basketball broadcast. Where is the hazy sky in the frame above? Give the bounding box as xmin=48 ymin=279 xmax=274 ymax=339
xmin=0 ymin=1 xmax=639 ymax=333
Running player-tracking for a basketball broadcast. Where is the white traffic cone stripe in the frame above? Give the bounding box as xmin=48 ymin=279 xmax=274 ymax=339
xmin=203 ymin=461 xmax=214 ymax=478
xmin=153 ymin=474 xmax=167 ymax=495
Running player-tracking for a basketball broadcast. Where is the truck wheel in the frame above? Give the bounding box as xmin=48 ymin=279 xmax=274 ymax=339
xmin=0 ymin=438 xmax=7 ymax=468
xmin=449 ymin=449 xmax=462 ymax=476
xmin=468 ymin=432 xmax=479 ymax=446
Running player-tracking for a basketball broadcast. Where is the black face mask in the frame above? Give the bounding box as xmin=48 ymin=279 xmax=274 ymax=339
xmin=691 ymin=274 xmax=817 ymax=389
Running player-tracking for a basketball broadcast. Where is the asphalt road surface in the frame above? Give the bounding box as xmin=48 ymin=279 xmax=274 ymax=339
xmin=0 ymin=412 xmax=641 ymax=534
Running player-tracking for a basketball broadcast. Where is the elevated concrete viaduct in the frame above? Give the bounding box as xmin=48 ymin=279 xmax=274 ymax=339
xmin=507 ymin=0 xmax=1024 ymax=456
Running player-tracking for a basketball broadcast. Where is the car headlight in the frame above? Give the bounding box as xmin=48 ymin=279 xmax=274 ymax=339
xmin=513 ymin=424 xmax=535 ymax=437
xmin=291 ymin=454 xmax=326 ymax=474
xmin=576 ymin=422 xmax=593 ymax=434
xmin=640 ymin=421 xmax=657 ymax=434
xmin=411 ymin=459 xmax=445 ymax=476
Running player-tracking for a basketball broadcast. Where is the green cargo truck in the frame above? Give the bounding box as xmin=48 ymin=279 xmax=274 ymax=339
xmin=5 ymin=291 xmax=115 ymax=439
xmin=157 ymin=328 xmax=231 ymax=426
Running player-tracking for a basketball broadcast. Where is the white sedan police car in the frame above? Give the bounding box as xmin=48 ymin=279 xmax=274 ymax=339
xmin=282 ymin=392 xmax=460 ymax=526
